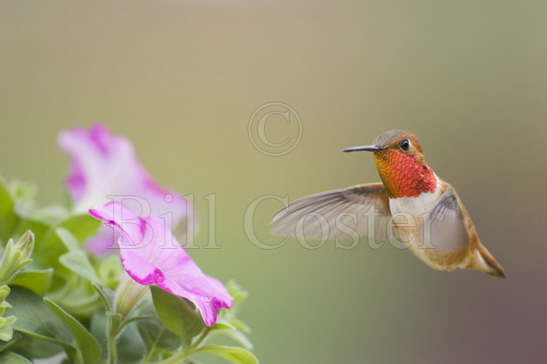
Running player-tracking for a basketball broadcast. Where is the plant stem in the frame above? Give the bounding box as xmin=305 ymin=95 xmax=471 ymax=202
xmin=107 ymin=331 xmax=117 ymax=364
xmin=192 ymin=327 xmax=211 ymax=349
xmin=153 ymin=327 xmax=210 ymax=364
xmin=140 ymin=327 xmax=164 ymax=364
xmin=154 ymin=349 xmax=193 ymax=364
xmin=106 ymin=315 xmax=120 ymax=364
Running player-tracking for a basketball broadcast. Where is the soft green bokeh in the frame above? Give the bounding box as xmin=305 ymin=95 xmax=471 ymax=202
xmin=1 ymin=1 xmax=547 ymax=363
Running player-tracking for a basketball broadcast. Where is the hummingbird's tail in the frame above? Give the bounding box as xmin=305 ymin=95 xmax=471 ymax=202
xmin=469 ymin=244 xmax=506 ymax=278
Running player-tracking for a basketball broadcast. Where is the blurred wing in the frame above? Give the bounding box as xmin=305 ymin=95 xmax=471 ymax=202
xmin=427 ymin=187 xmax=470 ymax=252
xmin=271 ymin=183 xmax=390 ymax=241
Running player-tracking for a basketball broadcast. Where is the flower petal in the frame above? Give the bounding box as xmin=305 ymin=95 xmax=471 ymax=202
xmin=89 ymin=201 xmax=232 ymax=326
xmin=59 ymin=124 xmax=190 ymax=255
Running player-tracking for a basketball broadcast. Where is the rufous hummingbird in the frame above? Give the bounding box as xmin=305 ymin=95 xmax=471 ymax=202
xmin=271 ymin=129 xmax=505 ymax=277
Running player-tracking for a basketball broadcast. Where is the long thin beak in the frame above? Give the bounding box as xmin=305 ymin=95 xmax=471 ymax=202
xmin=343 ymin=145 xmax=381 ymax=153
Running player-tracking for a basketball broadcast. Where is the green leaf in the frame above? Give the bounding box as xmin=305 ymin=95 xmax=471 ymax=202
xmin=0 ymin=179 xmax=18 ymax=243
xmin=10 ymin=181 xmax=36 ymax=207
xmin=93 ymin=283 xmax=113 ymax=312
xmin=59 ymin=250 xmax=100 ymax=284
xmin=10 ymin=335 xmax=67 ymax=359
xmin=227 ymin=318 xmax=251 ymax=334
xmin=25 ymin=222 xmax=65 ymax=269
xmin=0 ymin=351 xmax=33 ymax=364
xmin=18 ymin=214 xmax=99 ymax=271
xmin=224 ymin=330 xmax=253 ymax=351
xmin=44 ymin=298 xmax=102 ymax=364
xmin=47 ymin=275 xmax=99 ymax=318
xmin=59 ymin=214 xmax=101 ymax=244
xmin=6 ymin=286 xmax=77 ymax=360
xmin=89 ymin=311 xmax=107 ymax=354
xmin=56 ymin=227 xmax=80 ymax=252
xmin=227 ymin=281 xmax=248 ymax=309
xmin=90 ymin=311 xmax=145 ymax=364
xmin=129 ymin=304 xmax=179 ymax=361
xmin=150 ymin=286 xmax=205 ymax=344
xmin=210 ymin=321 xmax=253 ymax=350
xmin=213 ymin=328 xmax=253 ymax=351
xmin=7 ymin=287 xmax=72 ymax=342
xmin=97 ymin=255 xmax=122 ymax=289
xmin=10 ymin=269 xmax=53 ymax=295
xmin=223 ymin=281 xmax=251 ymax=332
xmin=137 ymin=315 xmax=179 ymax=355
xmin=116 ymin=320 xmax=146 ymax=364
xmin=0 ymin=315 xmax=16 ymax=342
xmin=211 ymin=322 xmax=236 ymax=331
xmin=194 ymin=345 xmax=259 ymax=364
xmin=0 ymin=331 xmax=20 ymax=352
xmin=17 ymin=205 xmax=69 ymax=226
xmin=119 ymin=315 xmax=153 ymax=330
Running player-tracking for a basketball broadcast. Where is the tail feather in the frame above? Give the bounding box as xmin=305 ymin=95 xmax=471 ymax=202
xmin=472 ymin=244 xmax=506 ymax=278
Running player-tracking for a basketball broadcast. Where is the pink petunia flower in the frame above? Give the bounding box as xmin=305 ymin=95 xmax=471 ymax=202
xmin=58 ymin=124 xmax=191 ymax=255
xmin=89 ymin=201 xmax=233 ymax=326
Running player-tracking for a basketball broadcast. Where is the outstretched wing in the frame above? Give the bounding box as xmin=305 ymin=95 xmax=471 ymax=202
xmin=426 ymin=186 xmax=470 ymax=252
xmin=271 ymin=183 xmax=391 ymax=241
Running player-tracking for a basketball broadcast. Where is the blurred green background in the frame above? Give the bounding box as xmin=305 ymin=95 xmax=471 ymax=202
xmin=1 ymin=1 xmax=547 ymax=363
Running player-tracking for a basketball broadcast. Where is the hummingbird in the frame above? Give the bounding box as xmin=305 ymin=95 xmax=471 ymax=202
xmin=271 ymin=129 xmax=505 ymax=277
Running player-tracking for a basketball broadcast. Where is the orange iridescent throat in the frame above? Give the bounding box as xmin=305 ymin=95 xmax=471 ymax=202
xmin=374 ymin=150 xmax=436 ymax=198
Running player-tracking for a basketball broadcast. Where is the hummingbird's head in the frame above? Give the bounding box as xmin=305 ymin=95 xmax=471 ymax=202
xmin=343 ymin=129 xmax=437 ymax=198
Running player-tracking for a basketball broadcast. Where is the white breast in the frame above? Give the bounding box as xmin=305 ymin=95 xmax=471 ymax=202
xmin=388 ymin=175 xmax=442 ymax=217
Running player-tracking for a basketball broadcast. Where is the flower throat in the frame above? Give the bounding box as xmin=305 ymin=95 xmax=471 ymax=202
xmin=374 ymin=150 xmax=436 ymax=198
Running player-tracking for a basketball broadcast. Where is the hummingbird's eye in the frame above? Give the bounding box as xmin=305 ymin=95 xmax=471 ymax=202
xmin=399 ymin=139 xmax=410 ymax=151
